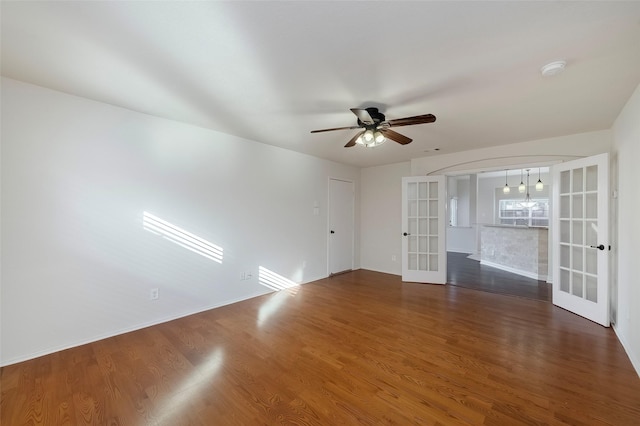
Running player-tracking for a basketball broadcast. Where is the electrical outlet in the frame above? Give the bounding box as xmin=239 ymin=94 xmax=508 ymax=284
xmin=150 ymin=288 xmax=159 ymax=300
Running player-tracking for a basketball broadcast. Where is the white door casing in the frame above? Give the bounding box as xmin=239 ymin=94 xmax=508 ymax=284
xmin=402 ymin=176 xmax=446 ymax=284
xmin=552 ymin=153 xmax=610 ymax=327
xmin=328 ymin=178 xmax=354 ymax=275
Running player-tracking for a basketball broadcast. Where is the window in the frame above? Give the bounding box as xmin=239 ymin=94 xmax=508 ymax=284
xmin=498 ymin=199 xmax=549 ymax=227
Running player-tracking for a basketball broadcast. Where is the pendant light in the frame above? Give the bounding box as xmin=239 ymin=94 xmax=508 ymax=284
xmin=503 ymin=170 xmax=510 ymax=194
xmin=518 ymin=169 xmax=526 ymax=193
xmin=535 ymin=167 xmax=544 ymax=191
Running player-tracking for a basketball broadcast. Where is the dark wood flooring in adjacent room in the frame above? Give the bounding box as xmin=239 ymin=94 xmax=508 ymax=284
xmin=2 ymin=270 xmax=638 ymax=425
xmin=447 ymin=251 xmax=552 ymax=302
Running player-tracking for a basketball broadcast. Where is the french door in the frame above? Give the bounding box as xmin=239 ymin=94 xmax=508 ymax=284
xmin=401 ymin=176 xmax=446 ymax=284
xmin=552 ymin=153 xmax=609 ymax=326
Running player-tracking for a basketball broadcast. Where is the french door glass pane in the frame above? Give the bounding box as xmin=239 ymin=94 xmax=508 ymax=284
xmin=560 ymin=170 xmax=570 ymax=193
xmin=585 ymin=193 xmax=597 ymax=218
xmin=586 ymin=275 xmax=598 ymax=303
xmin=408 ymin=254 xmax=417 ymax=270
xmin=429 ymin=182 xmax=438 ymax=197
xmin=560 ymin=220 xmax=570 ymax=243
xmin=429 ymin=255 xmax=438 ymax=271
xmin=408 ymin=182 xmax=417 ymax=199
xmin=560 ymin=245 xmax=570 ymax=268
xmin=418 ymin=200 xmax=427 ymax=216
xmin=572 ymin=272 xmax=584 ymax=297
xmin=409 ymin=219 xmax=417 ymax=235
xmin=418 ymin=182 xmax=428 ymax=199
xmin=572 ymin=246 xmax=583 ymax=271
xmin=572 ymin=221 xmax=583 ymax=245
xmin=572 ymin=168 xmax=583 ymax=192
xmin=429 ymin=236 xmax=438 ymax=253
xmin=409 ymin=200 xmax=417 ymax=216
xmin=419 ymin=218 xmax=428 ymax=234
xmin=585 ymin=249 xmax=597 ymax=275
xmin=585 ymin=165 xmax=597 ymax=191
xmin=560 ymin=269 xmax=570 ymax=293
xmin=408 ymin=236 xmax=417 ymax=252
xmin=419 ymin=254 xmax=427 ymax=270
xmin=418 ymin=236 xmax=427 ymax=252
xmin=572 ymin=194 xmax=583 ymax=218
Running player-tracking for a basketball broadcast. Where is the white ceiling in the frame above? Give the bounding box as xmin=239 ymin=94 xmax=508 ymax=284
xmin=2 ymin=1 xmax=639 ymax=168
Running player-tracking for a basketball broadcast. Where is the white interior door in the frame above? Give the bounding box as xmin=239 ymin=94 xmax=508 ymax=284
xmin=328 ymin=178 xmax=354 ymax=275
xmin=552 ymin=153 xmax=609 ymax=326
xmin=402 ymin=176 xmax=446 ymax=284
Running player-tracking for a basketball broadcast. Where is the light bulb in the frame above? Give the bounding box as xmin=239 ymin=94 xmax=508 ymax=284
xmin=363 ymin=130 xmax=374 ymax=142
xmin=535 ymin=168 xmax=544 ymax=191
xmin=503 ymin=170 xmax=510 ymax=194
xmin=374 ymin=131 xmax=385 ymax=143
xmin=519 ymin=182 xmax=526 ymax=193
xmin=355 ymin=135 xmax=364 ymax=145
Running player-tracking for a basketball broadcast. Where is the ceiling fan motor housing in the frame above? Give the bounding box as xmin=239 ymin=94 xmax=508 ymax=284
xmin=357 ymin=107 xmax=386 ymax=127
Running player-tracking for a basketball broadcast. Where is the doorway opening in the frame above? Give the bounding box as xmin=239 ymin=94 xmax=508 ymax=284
xmin=445 ymin=168 xmax=551 ymax=301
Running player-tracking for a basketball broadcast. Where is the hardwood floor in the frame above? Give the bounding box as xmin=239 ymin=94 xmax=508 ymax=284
xmin=2 ymin=270 xmax=639 ymax=425
xmin=447 ymin=252 xmax=552 ymax=302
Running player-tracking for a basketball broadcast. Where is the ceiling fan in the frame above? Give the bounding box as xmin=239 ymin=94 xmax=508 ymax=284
xmin=310 ymin=107 xmax=436 ymax=148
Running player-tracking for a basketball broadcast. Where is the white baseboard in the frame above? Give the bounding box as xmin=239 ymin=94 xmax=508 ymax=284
xmin=0 ymin=291 xmax=270 ymax=367
xmin=447 ymin=248 xmax=474 ymax=254
xmin=1 ymin=275 xmax=335 ymax=367
xmin=360 ymin=266 xmax=401 ymax=276
xmin=480 ymin=259 xmax=547 ymax=281
xmin=612 ymin=324 xmax=640 ymax=378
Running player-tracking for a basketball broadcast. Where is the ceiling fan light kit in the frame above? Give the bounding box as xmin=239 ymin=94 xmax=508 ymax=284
xmin=311 ymin=107 xmax=436 ymax=148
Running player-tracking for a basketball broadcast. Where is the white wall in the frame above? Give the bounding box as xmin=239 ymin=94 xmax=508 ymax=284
xmin=446 ymin=227 xmax=476 ymax=254
xmin=0 ymin=78 xmax=360 ymax=366
xmin=611 ymin=82 xmax=640 ymax=375
xmin=360 ymin=162 xmax=410 ymax=275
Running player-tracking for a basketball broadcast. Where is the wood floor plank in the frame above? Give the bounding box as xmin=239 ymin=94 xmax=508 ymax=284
xmin=2 ymin=269 xmax=640 ymax=425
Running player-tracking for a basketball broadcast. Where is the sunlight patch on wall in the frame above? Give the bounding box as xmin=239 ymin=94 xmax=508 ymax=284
xmin=143 ymin=211 xmax=223 ymax=263
xmin=258 ymin=266 xmax=298 ymax=291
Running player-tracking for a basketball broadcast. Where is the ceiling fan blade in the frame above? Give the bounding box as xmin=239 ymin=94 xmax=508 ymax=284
xmin=345 ymin=131 xmax=364 ymax=148
xmin=381 ymin=129 xmax=412 ymax=145
xmin=386 ymin=114 xmax=436 ymax=127
xmin=350 ymin=108 xmax=375 ymax=125
xmin=311 ymin=125 xmax=360 ymax=133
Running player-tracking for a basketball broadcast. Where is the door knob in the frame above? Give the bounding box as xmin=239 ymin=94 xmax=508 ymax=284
xmin=403 ymin=232 xmax=410 ymax=236
xmin=330 ymin=230 xmax=335 ymax=234
xmin=590 ymin=244 xmax=605 ymax=251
